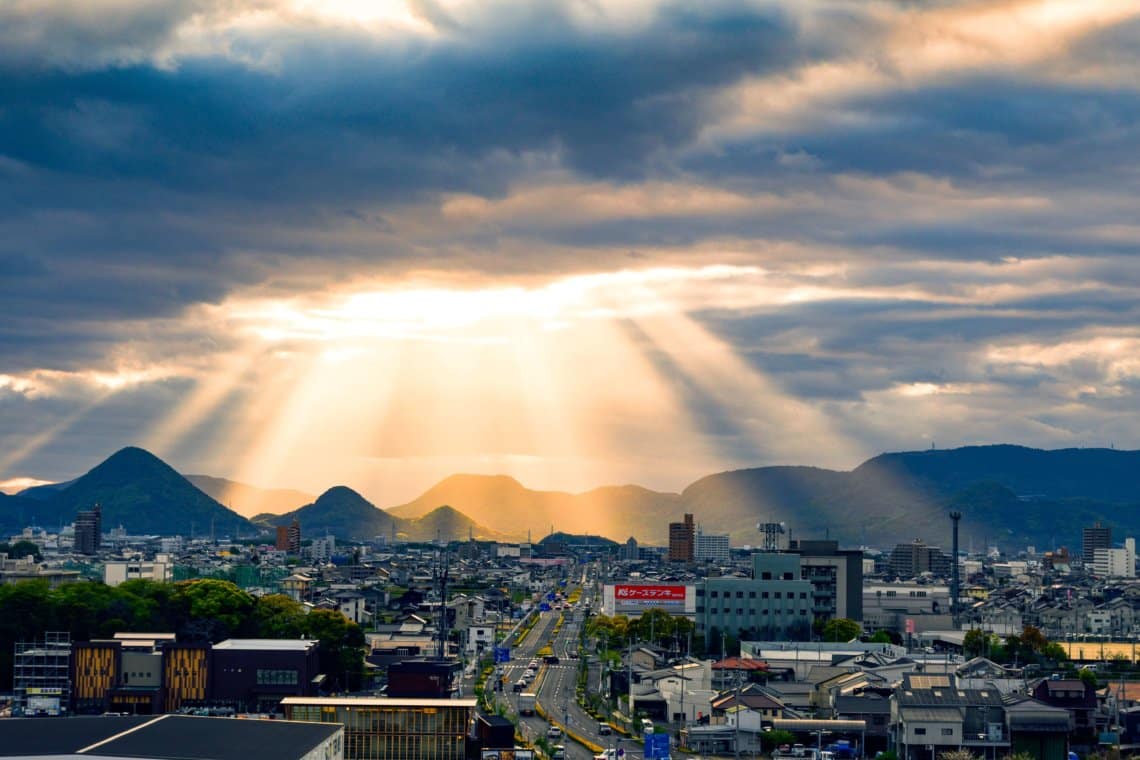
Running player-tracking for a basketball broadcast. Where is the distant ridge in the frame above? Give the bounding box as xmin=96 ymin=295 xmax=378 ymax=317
xmin=3 ymin=444 xmax=1138 ymax=548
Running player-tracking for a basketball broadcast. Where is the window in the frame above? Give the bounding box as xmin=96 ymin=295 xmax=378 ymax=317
xmin=941 ymin=728 xmax=953 ymax=736
xmin=761 ymin=572 xmax=772 ymax=580
xmin=762 ymin=592 xmax=769 ymax=599
xmin=257 ymin=669 xmax=299 ymax=686
xmin=711 ymin=591 xmax=719 ymax=598
xmin=736 ymin=591 xmax=744 ymax=599
xmin=800 ymin=592 xmax=807 ymax=599
xmin=749 ymin=591 xmax=756 ymax=598
xmin=775 ymin=592 xmax=782 ymax=599
xmin=737 ymin=608 xmax=744 ymax=615
xmin=915 ymin=728 xmax=927 ymax=736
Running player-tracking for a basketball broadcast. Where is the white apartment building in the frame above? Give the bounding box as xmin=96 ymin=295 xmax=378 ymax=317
xmin=694 ymin=530 xmax=731 ymax=563
xmin=1093 ymin=538 xmax=1136 ymax=578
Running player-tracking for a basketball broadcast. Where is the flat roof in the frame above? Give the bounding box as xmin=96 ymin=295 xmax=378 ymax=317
xmin=213 ymin=639 xmax=318 ymax=651
xmin=0 ymin=714 xmax=341 ymax=760
xmin=281 ymin=696 xmax=477 ymax=708
xmin=92 ymin=714 xmax=341 ymax=760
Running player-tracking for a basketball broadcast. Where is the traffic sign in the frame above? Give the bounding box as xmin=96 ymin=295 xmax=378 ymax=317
xmin=493 ymin=646 xmax=511 ymax=664
xmin=644 ymin=732 xmax=670 ymax=758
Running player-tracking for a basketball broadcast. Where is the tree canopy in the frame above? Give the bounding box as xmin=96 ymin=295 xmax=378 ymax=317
xmin=0 ymin=579 xmax=364 ymax=690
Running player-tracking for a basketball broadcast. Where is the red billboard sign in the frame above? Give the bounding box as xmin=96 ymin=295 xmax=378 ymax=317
xmin=614 ymin=584 xmax=686 ymax=602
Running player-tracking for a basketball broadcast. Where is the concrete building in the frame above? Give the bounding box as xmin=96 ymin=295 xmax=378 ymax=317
xmin=1092 ymin=537 xmax=1136 ymax=578
xmin=698 ymin=553 xmax=813 ymax=641
xmin=887 ymin=539 xmax=951 ymax=579
xmin=104 ymin=555 xmax=173 ymax=586
xmin=281 ymin=696 xmax=476 ymax=760
xmin=694 ymin=529 xmax=730 ymax=563
xmin=669 ymin=513 xmax=695 ymax=562
xmin=790 ymin=539 xmax=864 ymax=623
xmin=863 ymin=583 xmax=952 ymax=634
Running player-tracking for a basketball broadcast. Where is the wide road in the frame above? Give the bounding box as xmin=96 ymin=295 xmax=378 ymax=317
xmin=502 ymin=587 xmax=644 ymax=760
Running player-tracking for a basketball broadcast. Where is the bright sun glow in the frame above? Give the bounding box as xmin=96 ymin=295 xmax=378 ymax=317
xmin=131 ymin=265 xmax=864 ymax=517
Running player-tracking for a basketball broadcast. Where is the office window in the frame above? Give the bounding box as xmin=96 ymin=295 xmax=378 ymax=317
xmin=915 ymin=728 xmax=927 ymax=736
xmin=941 ymin=728 xmax=953 ymax=736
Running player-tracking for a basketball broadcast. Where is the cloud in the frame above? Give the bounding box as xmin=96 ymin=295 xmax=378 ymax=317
xmin=3 ymin=0 xmax=1140 ymax=493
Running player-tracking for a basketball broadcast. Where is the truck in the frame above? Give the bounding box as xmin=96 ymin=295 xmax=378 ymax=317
xmin=518 ymin=692 xmax=537 ymax=716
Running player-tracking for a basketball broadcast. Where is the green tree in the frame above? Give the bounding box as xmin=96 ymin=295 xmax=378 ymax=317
xmin=1077 ymin=668 xmax=1098 ymax=687
xmin=869 ymin=630 xmax=894 ymax=644
xmin=173 ymin=579 xmax=256 ymax=640
xmin=821 ymin=618 xmax=861 ymax=643
xmin=254 ymin=594 xmax=307 ymax=638
xmin=304 ymin=608 xmax=365 ymax=692
xmin=964 ymin=629 xmax=988 ymax=659
xmin=0 ymin=540 xmax=42 ymax=561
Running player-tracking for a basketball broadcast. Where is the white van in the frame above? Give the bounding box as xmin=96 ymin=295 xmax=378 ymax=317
xmin=547 ymin=725 xmax=563 ymax=739
xmin=641 ymin=718 xmax=654 ymax=735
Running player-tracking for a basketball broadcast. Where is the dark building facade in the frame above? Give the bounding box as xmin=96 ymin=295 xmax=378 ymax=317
xmin=1082 ymin=523 xmax=1112 ymax=566
xmin=386 ymin=658 xmax=459 ymax=698
xmin=210 ymin=638 xmax=321 ymax=712
xmin=668 ymin=513 xmax=695 ymax=562
xmin=74 ymin=504 xmax=102 ymax=555
xmin=790 ymin=539 xmax=865 ymax=623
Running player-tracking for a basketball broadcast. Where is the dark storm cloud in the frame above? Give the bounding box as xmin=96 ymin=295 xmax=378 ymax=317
xmin=0 ymin=1 xmax=817 ymax=366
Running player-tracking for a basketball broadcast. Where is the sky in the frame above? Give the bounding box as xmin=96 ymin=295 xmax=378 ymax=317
xmin=2 ymin=0 xmax=1140 ymax=507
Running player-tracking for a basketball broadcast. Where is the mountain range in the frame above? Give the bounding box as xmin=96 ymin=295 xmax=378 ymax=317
xmin=4 ymin=444 xmax=1139 ymax=550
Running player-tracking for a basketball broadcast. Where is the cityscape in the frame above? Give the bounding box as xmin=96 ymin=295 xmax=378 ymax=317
xmin=2 ymin=446 xmax=1140 ymax=760
xmin=4 ymin=1 xmax=1140 ymax=759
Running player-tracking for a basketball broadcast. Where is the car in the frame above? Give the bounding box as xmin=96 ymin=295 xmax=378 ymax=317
xmin=598 ymin=722 xmax=612 ymax=735
xmin=547 ymin=725 xmax=563 ymax=739
xmin=552 ymin=745 xmax=566 ymax=759
xmin=544 ymin=654 xmax=560 ymax=664
xmin=513 ymin=680 xmax=526 ymax=692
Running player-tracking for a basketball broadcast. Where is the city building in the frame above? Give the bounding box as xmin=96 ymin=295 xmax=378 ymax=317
xmin=668 ymin=513 xmax=695 ymax=562
xmin=698 ymin=553 xmax=813 ymax=641
xmin=104 ymin=555 xmax=174 ymax=586
xmin=1082 ymin=523 xmax=1112 ymax=565
xmin=1092 ymin=538 xmax=1137 ymax=578
xmin=281 ymin=696 xmax=477 ymax=760
xmin=72 ymin=633 xmax=210 ymax=715
xmin=887 ymin=539 xmax=951 ymax=579
xmin=862 ymin=583 xmax=952 ymax=634
xmin=277 ymin=518 xmax=302 ymax=553
xmin=74 ymin=504 xmax=103 ymax=555
xmin=891 ymin=673 xmax=1009 ymax=760
xmin=210 ymin=639 xmax=323 ymax=712
xmin=790 ymin=539 xmax=865 ymax=623
xmin=694 ymin=529 xmax=730 ymax=563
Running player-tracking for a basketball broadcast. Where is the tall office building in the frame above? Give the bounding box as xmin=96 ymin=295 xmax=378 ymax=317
xmin=668 ymin=513 xmax=695 ymax=562
xmin=1082 ymin=523 xmax=1112 ymax=566
xmin=74 ymin=504 xmax=102 ymax=555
